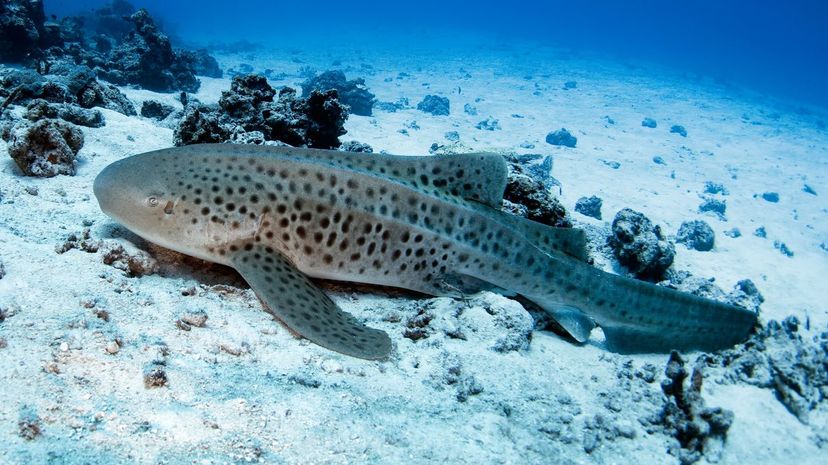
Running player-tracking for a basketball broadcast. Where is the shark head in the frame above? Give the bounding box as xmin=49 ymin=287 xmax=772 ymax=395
xmin=93 ymin=151 xmax=194 ymax=253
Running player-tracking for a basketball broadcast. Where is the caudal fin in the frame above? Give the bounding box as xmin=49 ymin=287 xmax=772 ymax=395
xmin=530 ymin=261 xmax=758 ymax=353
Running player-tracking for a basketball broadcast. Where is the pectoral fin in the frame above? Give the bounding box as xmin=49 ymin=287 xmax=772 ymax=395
xmin=231 ymin=243 xmax=392 ymax=360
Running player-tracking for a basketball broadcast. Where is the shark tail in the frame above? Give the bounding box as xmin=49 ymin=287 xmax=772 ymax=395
xmin=529 ymin=261 xmax=758 ymax=353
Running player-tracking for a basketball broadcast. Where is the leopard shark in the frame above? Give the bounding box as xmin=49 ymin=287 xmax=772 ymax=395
xmin=93 ymin=144 xmax=757 ymax=359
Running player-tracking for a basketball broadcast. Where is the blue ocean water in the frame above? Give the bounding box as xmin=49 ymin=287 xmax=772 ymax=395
xmin=45 ymin=0 xmax=828 ymax=109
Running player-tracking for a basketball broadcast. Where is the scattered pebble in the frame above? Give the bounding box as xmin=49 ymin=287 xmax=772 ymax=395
xmin=143 ymin=366 xmax=168 ymax=388
xmin=670 ymin=124 xmax=687 ymax=137
xmin=545 ymin=128 xmax=577 ymax=148
xmin=724 ymin=228 xmax=742 ymax=238
xmin=100 ymin=242 xmax=159 ymax=277
xmin=463 ymin=103 xmax=477 ymax=115
xmin=416 ymin=95 xmax=450 ymax=116
xmin=180 ymin=310 xmax=208 ymax=328
xmin=652 ymin=155 xmax=666 ymax=165
xmin=754 ymin=226 xmax=767 ymax=238
xmin=475 ymin=117 xmax=500 ymax=131
xmin=105 ymin=340 xmax=121 ymax=354
xmin=641 ymin=117 xmax=657 ymax=128
xmin=703 ymin=181 xmax=728 ymax=195
xmin=761 ymin=192 xmax=780 ymax=203
xmin=444 ymin=130 xmax=460 ymax=142
xmin=563 ymin=80 xmax=577 ymax=89
xmin=220 ymin=343 xmax=246 ymax=356
xmin=288 ymin=374 xmax=321 ymax=388
xmin=773 ymin=240 xmax=794 ymax=257
xmin=17 ymin=406 xmax=41 ymax=441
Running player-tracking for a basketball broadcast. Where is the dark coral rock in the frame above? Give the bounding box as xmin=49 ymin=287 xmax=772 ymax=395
xmin=641 ymin=117 xmax=657 ymax=128
xmin=293 ymin=89 xmax=348 ymax=149
xmin=374 ymin=97 xmax=410 ymax=112
xmin=86 ymin=0 xmax=137 ymax=38
xmin=218 ymin=73 xmax=275 ymax=119
xmin=698 ymin=197 xmax=726 ymax=219
xmin=671 ymin=124 xmax=688 ymax=137
xmin=654 ymin=352 xmax=733 ymax=464
xmin=727 ymin=279 xmax=764 ymax=313
xmin=257 ymin=87 xmax=347 ymax=149
xmin=99 ymin=9 xmax=200 ymax=93
xmin=707 ymin=318 xmax=826 ymax=424
xmin=140 ymin=99 xmax=174 ymax=120
xmin=339 ymin=140 xmax=373 ymax=153
xmin=0 ymin=0 xmax=50 ymax=62
xmin=676 ymin=220 xmax=715 ymax=252
xmin=4 ymin=119 xmax=84 ymax=177
xmin=575 ymin=196 xmax=603 ymax=220
xmin=416 ymin=94 xmax=450 ymax=116
xmin=0 ymin=68 xmax=67 ymax=104
xmin=77 ymin=79 xmax=136 ymax=115
xmin=56 ymin=104 xmax=104 ymax=127
xmin=545 ymin=128 xmax=577 ymax=148
xmin=509 ymin=154 xmax=558 ymax=189
xmin=662 ymin=270 xmax=727 ymax=303
xmin=179 ymin=48 xmax=222 ymax=78
xmin=503 ymin=162 xmax=571 ymax=228
xmin=301 ymin=70 xmax=375 ymax=116
xmin=173 ymin=104 xmax=228 ymax=146
xmin=25 ymin=99 xmax=104 ymax=128
xmin=609 ymin=208 xmax=675 ymax=281
xmin=0 ymin=65 xmax=134 ymax=116
xmin=174 ymin=75 xmax=348 ymax=149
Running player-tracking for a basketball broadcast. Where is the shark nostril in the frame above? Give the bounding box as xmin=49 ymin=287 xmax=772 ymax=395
xmin=163 ymin=200 xmax=174 ymax=215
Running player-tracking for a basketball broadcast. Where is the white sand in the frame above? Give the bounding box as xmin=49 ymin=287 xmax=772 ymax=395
xmin=0 ymin=37 xmax=826 ymax=464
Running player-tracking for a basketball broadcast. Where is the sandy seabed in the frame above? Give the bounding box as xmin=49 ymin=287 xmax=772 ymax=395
xmin=1 ymin=36 xmax=826 ymax=464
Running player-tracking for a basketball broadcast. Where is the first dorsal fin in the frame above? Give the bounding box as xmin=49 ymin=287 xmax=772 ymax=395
xmin=425 ymin=152 xmax=508 ymax=208
xmin=331 ymin=150 xmax=508 ymax=209
xmin=183 ymin=145 xmax=509 ymax=209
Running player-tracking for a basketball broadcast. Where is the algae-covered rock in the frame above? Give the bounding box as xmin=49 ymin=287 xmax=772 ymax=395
xmin=4 ymin=118 xmax=83 ymax=177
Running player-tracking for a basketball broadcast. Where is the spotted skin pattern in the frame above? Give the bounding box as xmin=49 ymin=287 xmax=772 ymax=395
xmin=94 ymin=144 xmax=757 ymax=359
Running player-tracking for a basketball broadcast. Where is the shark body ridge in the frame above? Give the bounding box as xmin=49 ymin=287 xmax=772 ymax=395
xmin=93 ymin=144 xmax=756 ymax=359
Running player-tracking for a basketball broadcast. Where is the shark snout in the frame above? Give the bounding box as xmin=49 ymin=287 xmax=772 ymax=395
xmin=93 ymin=162 xmax=120 ymax=216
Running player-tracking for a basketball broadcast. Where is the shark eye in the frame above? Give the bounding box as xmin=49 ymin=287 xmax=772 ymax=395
xmin=147 ymin=196 xmax=159 ymax=207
